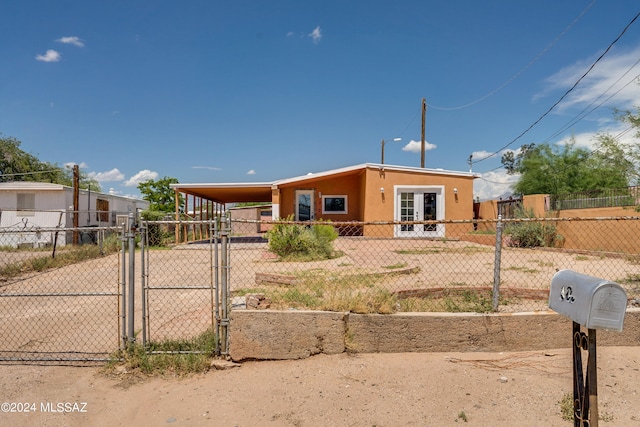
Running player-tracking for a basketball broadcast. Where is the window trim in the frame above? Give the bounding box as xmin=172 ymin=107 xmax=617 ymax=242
xmin=321 ymin=195 xmax=348 ymax=214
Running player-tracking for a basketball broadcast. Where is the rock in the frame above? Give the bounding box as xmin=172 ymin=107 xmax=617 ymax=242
xmin=210 ymin=360 xmax=241 ymax=370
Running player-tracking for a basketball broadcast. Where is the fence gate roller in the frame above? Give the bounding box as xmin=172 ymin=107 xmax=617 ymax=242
xmin=549 ymin=270 xmax=627 ymax=427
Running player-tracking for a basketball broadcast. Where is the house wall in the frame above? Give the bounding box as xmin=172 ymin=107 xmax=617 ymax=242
xmin=0 ymin=185 xmax=149 ymax=247
xmin=229 ymin=205 xmax=274 ymax=235
xmin=273 ymin=167 xmax=476 ymax=239
xmin=277 ymin=173 xmax=364 ymax=222
xmin=362 ymin=167 xmax=476 ymax=238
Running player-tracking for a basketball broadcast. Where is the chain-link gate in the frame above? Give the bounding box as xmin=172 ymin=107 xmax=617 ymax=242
xmin=0 ymin=225 xmax=124 ymax=363
xmin=139 ymin=217 xmax=230 ymax=356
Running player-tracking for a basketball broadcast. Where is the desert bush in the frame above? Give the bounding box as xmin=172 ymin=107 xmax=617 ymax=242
xmin=504 ymin=207 xmax=562 ymax=248
xmin=266 ymin=216 xmax=338 ymax=260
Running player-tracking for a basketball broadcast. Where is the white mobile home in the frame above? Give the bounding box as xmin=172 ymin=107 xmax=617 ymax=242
xmin=0 ymin=182 xmax=149 ymax=247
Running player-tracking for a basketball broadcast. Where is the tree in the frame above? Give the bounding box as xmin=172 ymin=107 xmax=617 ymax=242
xmin=0 ymin=134 xmax=101 ymax=191
xmin=502 ymin=139 xmax=630 ymax=195
xmin=138 ymin=176 xmax=182 ymax=212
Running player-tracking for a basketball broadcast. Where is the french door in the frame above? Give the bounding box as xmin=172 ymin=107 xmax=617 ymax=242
xmin=395 ymin=187 xmax=444 ymax=237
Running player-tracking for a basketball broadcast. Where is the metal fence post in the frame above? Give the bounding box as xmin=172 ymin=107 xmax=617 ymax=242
xmin=127 ymin=211 xmax=136 ymax=346
xmin=492 ymin=215 xmax=503 ymax=311
xmin=219 ymin=214 xmax=230 ymax=356
xmin=211 ymin=218 xmax=220 ymax=356
xmin=140 ymin=221 xmax=147 ymax=347
xmin=120 ymin=222 xmax=127 ymax=349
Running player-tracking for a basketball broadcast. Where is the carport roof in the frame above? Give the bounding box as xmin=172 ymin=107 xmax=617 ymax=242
xmin=171 ymin=163 xmax=477 ymax=204
xmin=170 ymin=182 xmax=274 ymax=204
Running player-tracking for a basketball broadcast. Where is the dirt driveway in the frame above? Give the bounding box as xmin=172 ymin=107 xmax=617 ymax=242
xmin=1 ymin=346 xmax=639 ymax=427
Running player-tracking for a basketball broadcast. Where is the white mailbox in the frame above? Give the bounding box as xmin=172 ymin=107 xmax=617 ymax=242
xmin=549 ymin=269 xmax=627 ymax=331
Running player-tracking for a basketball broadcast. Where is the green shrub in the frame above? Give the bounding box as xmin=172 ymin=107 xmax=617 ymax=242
xmin=266 ymin=216 xmax=338 ymax=260
xmin=504 ymin=207 xmax=562 ymax=248
xmin=140 ymin=210 xmax=174 ymax=246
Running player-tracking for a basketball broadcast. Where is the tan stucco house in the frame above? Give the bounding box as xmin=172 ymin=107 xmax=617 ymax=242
xmin=171 ymin=163 xmax=478 ymax=238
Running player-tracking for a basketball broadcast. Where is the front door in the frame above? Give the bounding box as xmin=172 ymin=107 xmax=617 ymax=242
xmin=395 ymin=187 xmax=444 ymax=237
xmin=295 ymin=190 xmax=314 ymax=221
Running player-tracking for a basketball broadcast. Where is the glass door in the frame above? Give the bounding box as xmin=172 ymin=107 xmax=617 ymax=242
xmin=295 ymin=190 xmax=314 ymax=221
xmin=395 ymin=188 xmax=443 ymax=237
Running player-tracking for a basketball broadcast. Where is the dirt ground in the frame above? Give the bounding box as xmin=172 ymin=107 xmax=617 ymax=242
xmin=1 ymin=347 xmax=639 ymax=427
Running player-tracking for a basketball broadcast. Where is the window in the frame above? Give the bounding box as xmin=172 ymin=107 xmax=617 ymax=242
xmin=322 ymin=195 xmax=348 ymax=214
xmin=16 ymin=193 xmax=35 ymax=216
xmin=96 ymin=199 xmax=109 ymax=222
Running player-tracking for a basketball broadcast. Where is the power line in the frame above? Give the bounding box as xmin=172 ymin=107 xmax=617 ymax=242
xmin=542 ymin=66 xmax=640 ymax=144
xmin=0 ymin=169 xmax=62 ymax=178
xmin=426 ymin=0 xmax=596 ymax=111
xmin=472 ymin=10 xmax=640 ymax=165
xmin=477 ymin=124 xmax=635 ymax=176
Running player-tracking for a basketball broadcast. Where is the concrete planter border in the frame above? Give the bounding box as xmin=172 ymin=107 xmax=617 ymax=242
xmin=229 ymin=309 xmax=640 ymax=361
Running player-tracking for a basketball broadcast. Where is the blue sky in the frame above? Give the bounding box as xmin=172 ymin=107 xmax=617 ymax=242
xmin=1 ymin=1 xmax=639 ymax=200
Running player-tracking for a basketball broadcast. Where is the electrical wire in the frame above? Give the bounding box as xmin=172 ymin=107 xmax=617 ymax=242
xmin=426 ymin=0 xmax=596 ymax=111
xmin=0 ymin=170 xmax=62 ymax=178
xmin=472 ymin=10 xmax=640 ymax=165
xmin=477 ymin=124 xmax=635 ymax=176
xmin=542 ymin=67 xmax=640 ymax=144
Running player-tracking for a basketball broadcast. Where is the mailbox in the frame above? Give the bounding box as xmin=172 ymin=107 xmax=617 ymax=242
xmin=549 ymin=269 xmax=627 ymax=332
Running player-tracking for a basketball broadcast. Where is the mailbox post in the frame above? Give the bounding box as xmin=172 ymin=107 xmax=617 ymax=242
xmin=549 ymin=270 xmax=627 ymax=427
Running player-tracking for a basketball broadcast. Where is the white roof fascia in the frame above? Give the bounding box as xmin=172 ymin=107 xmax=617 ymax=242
xmin=170 ymin=162 xmax=478 ymax=191
xmin=0 ymin=182 xmax=66 ymax=191
xmin=170 ymin=182 xmax=274 ymax=190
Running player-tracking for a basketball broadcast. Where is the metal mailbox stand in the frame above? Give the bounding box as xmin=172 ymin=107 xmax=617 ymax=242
xmin=549 ymin=270 xmax=628 ymax=427
xmin=572 ymin=321 xmax=598 ymax=427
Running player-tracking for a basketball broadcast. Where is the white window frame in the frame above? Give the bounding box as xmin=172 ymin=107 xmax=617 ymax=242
xmin=321 ymin=195 xmax=348 ymax=214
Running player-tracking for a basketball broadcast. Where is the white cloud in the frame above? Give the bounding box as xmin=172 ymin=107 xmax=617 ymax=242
xmin=124 ymin=169 xmax=158 ymax=187
xmin=35 ymin=49 xmax=61 ymax=62
xmin=89 ymin=168 xmax=125 ymax=182
xmin=247 ymin=169 xmax=256 ymax=175
xmin=401 ymin=139 xmax=437 ymax=153
xmin=473 ymin=170 xmax=520 ymax=201
xmin=192 ymin=166 xmax=222 ymax=171
xmin=537 ymin=47 xmax=640 ymax=112
xmin=56 ymin=36 xmax=84 ymax=47
xmin=309 ymin=26 xmax=322 ymax=44
xmin=468 ymin=150 xmax=496 ymax=163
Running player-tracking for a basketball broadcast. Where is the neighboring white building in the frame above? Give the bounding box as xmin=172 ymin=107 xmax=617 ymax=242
xmin=0 ymin=182 xmax=149 ymax=247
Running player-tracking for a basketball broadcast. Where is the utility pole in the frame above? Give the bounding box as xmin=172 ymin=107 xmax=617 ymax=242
xmin=421 ymin=98 xmax=426 ymax=168
xmin=72 ymin=164 xmax=80 ymax=245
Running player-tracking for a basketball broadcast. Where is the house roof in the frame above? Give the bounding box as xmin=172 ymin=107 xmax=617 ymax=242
xmin=171 ymin=163 xmax=478 ymax=204
xmin=0 ymin=182 xmax=66 ymax=191
xmin=0 ymin=181 xmax=150 ymax=206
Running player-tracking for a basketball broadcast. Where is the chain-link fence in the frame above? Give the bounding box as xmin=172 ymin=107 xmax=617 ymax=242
xmin=2 ymin=215 xmax=638 ymax=361
xmin=228 ymin=217 xmax=640 ymax=314
xmin=0 ymin=225 xmax=123 ymax=362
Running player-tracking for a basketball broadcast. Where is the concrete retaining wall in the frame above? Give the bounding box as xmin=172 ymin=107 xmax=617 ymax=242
xmin=229 ymin=309 xmax=640 ymax=361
